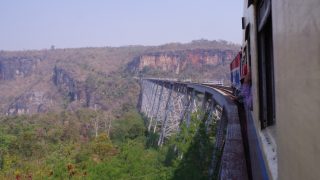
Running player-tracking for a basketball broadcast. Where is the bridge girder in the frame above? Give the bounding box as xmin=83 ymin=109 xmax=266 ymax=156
xmin=140 ymin=78 xmax=248 ymax=179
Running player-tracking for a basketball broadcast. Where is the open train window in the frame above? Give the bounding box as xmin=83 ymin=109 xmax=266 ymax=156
xmin=241 ymin=45 xmax=247 ymax=80
xmin=257 ymin=0 xmax=275 ymax=129
xmin=245 ymin=26 xmax=252 ymax=77
xmin=243 ymin=25 xmax=253 ymax=111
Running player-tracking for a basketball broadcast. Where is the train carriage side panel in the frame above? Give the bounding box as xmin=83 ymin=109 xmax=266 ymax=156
xmin=240 ymin=0 xmax=273 ymax=179
xmin=230 ymin=52 xmax=242 ymax=93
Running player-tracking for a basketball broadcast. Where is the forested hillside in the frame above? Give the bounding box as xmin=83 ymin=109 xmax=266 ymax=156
xmin=0 ymin=40 xmax=239 ymax=179
xmin=0 ymin=108 xmax=218 ymax=179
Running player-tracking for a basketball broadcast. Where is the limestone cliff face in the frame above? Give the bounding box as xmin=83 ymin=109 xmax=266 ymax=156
xmin=52 ymin=67 xmax=102 ymax=110
xmin=53 ymin=67 xmax=86 ymax=103
xmin=7 ymin=91 xmax=55 ymax=115
xmin=0 ymin=57 xmax=40 ymax=80
xmin=128 ymin=49 xmax=237 ymax=75
xmin=137 ymin=54 xmax=180 ymax=73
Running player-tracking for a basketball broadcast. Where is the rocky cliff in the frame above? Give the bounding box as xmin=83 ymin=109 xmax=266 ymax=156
xmin=53 ymin=67 xmax=86 ymax=102
xmin=52 ymin=67 xmax=104 ymax=110
xmin=127 ymin=49 xmax=238 ymax=80
xmin=7 ymin=91 xmax=57 ymax=115
xmin=0 ymin=40 xmax=239 ymax=116
xmin=0 ymin=57 xmax=40 ymax=80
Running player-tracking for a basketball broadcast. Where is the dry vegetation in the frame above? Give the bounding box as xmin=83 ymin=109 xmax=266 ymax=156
xmin=0 ymin=40 xmax=239 ymax=179
xmin=0 ymin=39 xmax=239 ymax=116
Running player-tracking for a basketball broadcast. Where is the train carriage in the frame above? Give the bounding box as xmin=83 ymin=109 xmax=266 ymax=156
xmin=230 ymin=52 xmax=241 ymax=94
xmin=234 ymin=0 xmax=320 ymax=179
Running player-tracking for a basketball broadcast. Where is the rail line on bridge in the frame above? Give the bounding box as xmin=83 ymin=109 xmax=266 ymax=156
xmin=139 ymin=78 xmax=248 ymax=179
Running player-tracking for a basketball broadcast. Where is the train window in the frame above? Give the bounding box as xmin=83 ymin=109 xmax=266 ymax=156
xmin=244 ymin=25 xmax=253 ymax=111
xmin=231 ymin=71 xmax=233 ymax=83
xmin=241 ymin=46 xmax=247 ymax=80
xmin=245 ymin=26 xmax=252 ymax=76
xmin=248 ymin=0 xmax=254 ymax=7
xmin=257 ymin=0 xmax=275 ymax=129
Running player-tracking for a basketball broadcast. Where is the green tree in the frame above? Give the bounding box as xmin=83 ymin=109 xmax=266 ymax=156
xmin=92 ymin=133 xmax=117 ymax=160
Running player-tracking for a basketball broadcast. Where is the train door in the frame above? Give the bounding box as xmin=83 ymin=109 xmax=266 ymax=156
xmin=257 ymin=0 xmax=275 ymax=129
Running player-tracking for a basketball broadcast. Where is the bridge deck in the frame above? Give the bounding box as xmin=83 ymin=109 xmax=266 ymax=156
xmin=188 ymin=83 xmax=248 ymax=180
xmin=141 ymin=79 xmax=249 ymax=179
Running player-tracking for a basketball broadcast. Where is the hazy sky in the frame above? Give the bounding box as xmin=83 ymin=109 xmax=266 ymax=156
xmin=0 ymin=0 xmax=242 ymax=50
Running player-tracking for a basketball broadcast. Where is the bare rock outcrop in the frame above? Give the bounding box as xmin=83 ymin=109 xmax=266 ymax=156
xmin=127 ymin=49 xmax=237 ymax=75
xmin=0 ymin=57 xmax=40 ymax=80
xmin=7 ymin=91 xmax=55 ymax=115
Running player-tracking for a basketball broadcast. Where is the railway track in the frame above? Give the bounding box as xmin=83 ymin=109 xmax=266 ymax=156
xmin=202 ymin=84 xmax=237 ymax=100
xmin=204 ymin=84 xmax=253 ymax=179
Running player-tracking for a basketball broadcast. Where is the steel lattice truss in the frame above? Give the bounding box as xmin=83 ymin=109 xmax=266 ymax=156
xmin=140 ymin=79 xmax=247 ymax=179
xmin=140 ymin=80 xmax=226 ymax=147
